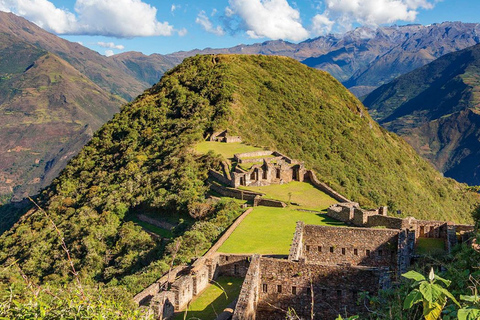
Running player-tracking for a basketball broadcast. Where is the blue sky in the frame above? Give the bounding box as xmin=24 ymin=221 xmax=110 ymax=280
xmin=1 ymin=0 xmax=479 ymax=56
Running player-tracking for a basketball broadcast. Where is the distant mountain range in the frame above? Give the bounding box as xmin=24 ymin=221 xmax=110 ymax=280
xmin=157 ymin=21 xmax=480 ymax=96
xmin=364 ymin=43 xmax=480 ymax=186
xmin=2 ymin=10 xmax=480 ymax=201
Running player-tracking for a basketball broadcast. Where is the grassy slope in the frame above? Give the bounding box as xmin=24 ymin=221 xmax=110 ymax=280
xmin=240 ymin=181 xmax=337 ymax=211
xmin=210 ymin=54 xmax=478 ymax=222
xmin=218 ymin=206 xmax=344 ymax=255
xmin=195 ymin=141 xmax=264 ymax=161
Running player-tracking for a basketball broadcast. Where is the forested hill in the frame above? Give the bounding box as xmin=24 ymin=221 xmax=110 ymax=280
xmin=0 ymin=55 xmax=478 ymax=295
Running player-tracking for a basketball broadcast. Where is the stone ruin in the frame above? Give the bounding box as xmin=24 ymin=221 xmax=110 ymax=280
xmin=210 ymin=130 xmax=242 ymax=143
xmin=326 ymin=202 xmax=474 ymax=253
xmin=133 ymin=134 xmax=475 ymax=319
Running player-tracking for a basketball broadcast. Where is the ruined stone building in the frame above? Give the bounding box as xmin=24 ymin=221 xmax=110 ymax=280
xmin=231 ymin=222 xmax=414 ymax=319
xmin=134 ymin=136 xmax=475 ymax=319
xmin=231 ymin=151 xmax=306 ymax=188
xmin=233 ymin=255 xmax=390 ymax=320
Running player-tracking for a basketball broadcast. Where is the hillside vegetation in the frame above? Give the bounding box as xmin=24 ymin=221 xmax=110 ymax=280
xmin=0 ymin=55 xmax=478 ymax=300
xmin=363 ymin=43 xmax=480 ymax=185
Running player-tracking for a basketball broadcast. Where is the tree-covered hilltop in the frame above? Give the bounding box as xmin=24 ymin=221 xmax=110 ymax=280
xmin=0 ymin=54 xmax=478 ymax=298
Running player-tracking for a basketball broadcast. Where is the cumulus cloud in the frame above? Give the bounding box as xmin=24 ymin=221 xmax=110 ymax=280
xmin=196 ymin=10 xmax=225 ymax=36
xmin=97 ymin=41 xmax=125 ymax=50
xmin=0 ymin=0 xmax=77 ymax=33
xmin=105 ymin=49 xmax=114 ymax=57
xmin=73 ymin=0 xmax=173 ymax=37
xmin=321 ymin=0 xmax=436 ymax=31
xmin=0 ymin=0 xmax=174 ymax=37
xmin=311 ymin=13 xmax=334 ymax=36
xmin=227 ymin=0 xmax=309 ymax=41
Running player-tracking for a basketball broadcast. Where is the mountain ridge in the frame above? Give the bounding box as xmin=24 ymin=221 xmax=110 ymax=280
xmin=363 ymin=43 xmax=480 ymax=185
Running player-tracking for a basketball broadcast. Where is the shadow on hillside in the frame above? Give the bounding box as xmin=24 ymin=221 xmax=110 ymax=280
xmin=0 ymin=199 xmax=32 ymax=235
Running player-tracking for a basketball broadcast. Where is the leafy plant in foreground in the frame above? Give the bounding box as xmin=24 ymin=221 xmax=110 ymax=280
xmin=403 ymin=268 xmax=460 ymax=320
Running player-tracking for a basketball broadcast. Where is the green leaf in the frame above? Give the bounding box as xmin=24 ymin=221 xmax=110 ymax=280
xmin=423 ymin=297 xmax=446 ymax=320
xmin=420 ymin=282 xmax=434 ymax=303
xmin=403 ymin=270 xmax=426 ymax=282
xmin=437 ymin=286 xmax=460 ymax=307
xmin=458 ymin=308 xmax=480 ymax=320
xmin=404 ymin=289 xmax=423 ymax=309
xmin=461 ymin=295 xmax=480 ymax=303
xmin=434 ymin=274 xmax=451 ymax=287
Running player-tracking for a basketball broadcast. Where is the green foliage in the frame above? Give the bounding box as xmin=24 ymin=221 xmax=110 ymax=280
xmin=0 ymin=283 xmax=151 ymax=319
xmin=403 ymin=268 xmax=459 ymax=320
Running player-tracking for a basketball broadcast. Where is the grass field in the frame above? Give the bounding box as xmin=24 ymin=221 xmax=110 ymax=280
xmin=416 ymin=237 xmax=446 ymax=255
xmin=174 ymin=276 xmax=243 ymax=320
xmin=218 ymin=206 xmax=344 ymax=255
xmin=240 ymin=181 xmax=338 ymax=211
xmin=195 ymin=141 xmax=264 ymax=161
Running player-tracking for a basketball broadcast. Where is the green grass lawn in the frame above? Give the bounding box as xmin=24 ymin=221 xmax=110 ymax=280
xmin=240 ymin=181 xmax=338 ymax=211
xmin=195 ymin=141 xmax=264 ymax=161
xmin=415 ymin=237 xmax=446 ymax=255
xmin=174 ymin=276 xmax=244 ymax=320
xmin=218 ymin=206 xmax=344 ymax=255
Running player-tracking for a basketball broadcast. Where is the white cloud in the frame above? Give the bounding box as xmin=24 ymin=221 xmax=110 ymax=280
xmin=105 ymin=49 xmax=114 ymax=57
xmin=322 ymin=0 xmax=436 ymax=31
xmin=171 ymin=4 xmax=177 ymax=12
xmin=97 ymin=41 xmax=125 ymax=50
xmin=0 ymin=0 xmax=174 ymax=37
xmin=74 ymin=0 xmax=173 ymax=37
xmin=227 ymin=0 xmax=309 ymax=41
xmin=0 ymin=0 xmax=77 ymax=33
xmin=177 ymin=28 xmax=188 ymax=36
xmin=311 ymin=13 xmax=334 ymax=36
xmin=196 ymin=10 xmax=225 ymax=36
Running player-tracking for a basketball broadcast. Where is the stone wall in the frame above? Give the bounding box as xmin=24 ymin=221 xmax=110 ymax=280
xmin=253 ymin=196 xmax=287 ymax=208
xmin=414 ymin=220 xmax=448 ymax=239
xmin=232 ymin=255 xmax=261 ymax=320
xmin=248 ymin=258 xmax=389 ymax=320
xmin=234 ymin=151 xmax=273 ymax=162
xmin=150 ymin=291 xmax=176 ymax=320
xmin=172 ymin=275 xmax=194 ymax=310
xmin=301 ymin=225 xmax=401 ymax=271
xmin=366 ymin=214 xmax=410 ymax=229
xmin=209 ymin=182 xmax=262 ymax=201
xmin=133 ymin=265 xmax=185 ymax=305
xmin=209 ymin=170 xmax=233 ymax=187
xmin=288 ymin=221 xmax=304 ymax=261
xmin=225 ymin=136 xmax=242 ymax=143
xmin=327 ymin=202 xmax=357 ymax=222
xmin=215 ymin=254 xmax=252 ymax=278
xmin=305 ymin=170 xmax=351 ymax=203
xmin=397 ymin=229 xmax=416 ymax=276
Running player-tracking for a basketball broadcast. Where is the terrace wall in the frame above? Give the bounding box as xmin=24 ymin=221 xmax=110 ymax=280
xmin=305 ymin=170 xmax=351 ymax=203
